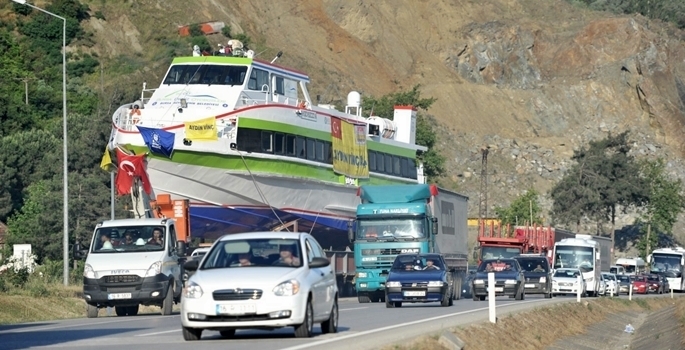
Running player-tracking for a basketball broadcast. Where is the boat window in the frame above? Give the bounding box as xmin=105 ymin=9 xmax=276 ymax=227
xmin=400 ymin=158 xmax=408 ymax=178
xmin=324 ymin=142 xmax=332 ymax=164
xmin=408 ymin=158 xmax=417 ymax=179
xmin=385 ymin=155 xmax=393 ymax=175
xmin=296 ymin=137 xmax=306 ymax=159
xmin=162 ymin=64 xmax=248 ymax=85
xmin=315 ymin=140 xmax=325 ymax=161
xmin=248 ymin=68 xmax=270 ymax=91
xmin=369 ymin=151 xmax=377 ymax=172
xmin=274 ymin=133 xmax=285 ymax=155
xmin=286 ymin=135 xmax=296 ymax=156
xmin=236 ymin=128 xmax=261 ymax=153
xmin=306 ymin=138 xmax=316 ymax=160
xmin=274 ymin=76 xmax=285 ymax=95
xmin=261 ymin=131 xmax=273 ymax=153
xmin=376 ymin=153 xmax=385 ymax=173
xmin=393 ymin=156 xmax=401 ymax=176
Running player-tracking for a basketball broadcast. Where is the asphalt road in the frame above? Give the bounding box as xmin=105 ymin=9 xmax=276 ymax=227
xmin=0 ymin=294 xmax=658 ymax=350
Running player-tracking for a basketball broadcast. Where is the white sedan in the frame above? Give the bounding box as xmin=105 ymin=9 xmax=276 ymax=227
xmin=181 ymin=231 xmax=339 ymax=340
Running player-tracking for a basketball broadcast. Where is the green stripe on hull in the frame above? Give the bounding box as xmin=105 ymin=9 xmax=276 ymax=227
xmin=238 ymin=117 xmax=416 ymax=158
xmin=126 ymin=145 xmax=410 ymax=186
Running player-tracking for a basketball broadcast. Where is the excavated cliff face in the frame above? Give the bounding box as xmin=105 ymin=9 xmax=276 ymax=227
xmin=83 ymin=0 xmax=685 ymax=244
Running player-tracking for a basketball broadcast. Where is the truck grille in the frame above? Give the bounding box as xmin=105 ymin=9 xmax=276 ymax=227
xmin=213 ymin=289 xmax=262 ymax=301
xmin=103 ymin=275 xmax=140 ymax=284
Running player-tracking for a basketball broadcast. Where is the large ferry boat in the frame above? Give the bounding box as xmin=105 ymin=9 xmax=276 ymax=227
xmin=109 ymin=48 xmax=427 ymax=248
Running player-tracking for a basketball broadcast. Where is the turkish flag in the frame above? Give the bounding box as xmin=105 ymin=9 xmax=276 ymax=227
xmin=331 ymin=117 xmax=342 ymax=139
xmin=114 ymin=148 xmax=153 ymax=196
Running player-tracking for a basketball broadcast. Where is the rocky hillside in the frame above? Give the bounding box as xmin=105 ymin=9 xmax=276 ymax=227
xmin=77 ymin=0 xmax=685 ymax=247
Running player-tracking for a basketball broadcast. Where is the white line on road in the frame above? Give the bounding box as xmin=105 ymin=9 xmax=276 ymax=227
xmin=279 ymin=299 xmax=546 ymax=350
xmin=135 ymin=329 xmax=180 ymax=337
xmin=339 ymin=307 xmax=368 ymax=311
xmin=0 ymin=315 xmax=178 ymax=334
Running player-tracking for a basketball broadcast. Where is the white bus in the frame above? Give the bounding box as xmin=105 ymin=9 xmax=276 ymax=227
xmin=614 ymin=257 xmax=647 ymax=276
xmin=553 ymin=234 xmax=608 ymax=297
xmin=648 ymin=247 xmax=685 ymax=291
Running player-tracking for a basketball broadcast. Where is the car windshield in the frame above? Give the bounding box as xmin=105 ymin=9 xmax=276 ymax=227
xmin=553 ymin=246 xmax=594 ymax=271
xmin=481 ymin=246 xmax=521 ymax=260
xmin=646 ymin=275 xmax=659 ymax=282
xmin=617 ymin=275 xmax=631 ymax=283
xmin=553 ymin=269 xmax=580 ymax=278
xmin=634 ymin=276 xmax=647 ymax=282
xmin=90 ymin=226 xmax=166 ymax=253
xmin=391 ymin=255 xmax=445 ymax=271
xmin=515 ymin=258 xmax=549 ymax=272
xmin=200 ymin=238 xmax=303 ymax=269
xmin=477 ymin=259 xmax=518 ymax=273
xmin=356 ymin=218 xmax=426 ymax=240
xmin=603 ymin=274 xmax=616 ymax=281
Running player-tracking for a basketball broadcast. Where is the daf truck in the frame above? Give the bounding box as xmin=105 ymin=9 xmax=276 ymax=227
xmin=348 ymin=184 xmax=469 ymax=303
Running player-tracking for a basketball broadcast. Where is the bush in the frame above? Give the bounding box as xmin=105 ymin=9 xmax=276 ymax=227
xmin=221 ymin=25 xmax=232 ymax=38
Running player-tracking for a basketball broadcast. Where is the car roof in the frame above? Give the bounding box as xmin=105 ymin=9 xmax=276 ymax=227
xmin=217 ymin=231 xmax=306 ymax=241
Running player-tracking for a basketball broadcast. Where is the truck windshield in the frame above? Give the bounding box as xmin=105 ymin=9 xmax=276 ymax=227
xmin=91 ymin=226 xmax=166 ymax=253
xmin=553 ymin=246 xmax=594 ymax=271
xmin=356 ymin=218 xmax=426 ymax=240
xmin=651 ymin=254 xmax=682 ymax=272
xmin=481 ymin=246 xmax=520 ymax=260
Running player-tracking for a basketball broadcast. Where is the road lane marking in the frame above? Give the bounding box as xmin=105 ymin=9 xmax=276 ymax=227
xmin=135 ymin=329 xmax=180 ymax=337
xmin=339 ymin=307 xmax=368 ymax=311
xmin=279 ymin=299 xmax=548 ymax=350
xmin=0 ymin=315 xmax=178 ymax=334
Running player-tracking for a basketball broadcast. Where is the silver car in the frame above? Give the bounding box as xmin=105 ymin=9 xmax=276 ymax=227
xmin=180 ymin=231 xmax=339 ymax=340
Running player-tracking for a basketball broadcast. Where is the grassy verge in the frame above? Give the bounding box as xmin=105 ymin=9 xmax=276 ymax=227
xmin=383 ymin=297 xmax=685 ymax=350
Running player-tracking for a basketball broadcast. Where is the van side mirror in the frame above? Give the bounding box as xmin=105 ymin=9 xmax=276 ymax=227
xmin=347 ymin=220 xmax=355 ymax=243
xmin=432 ymin=217 xmax=438 ymax=235
xmin=176 ymin=240 xmax=187 ymax=257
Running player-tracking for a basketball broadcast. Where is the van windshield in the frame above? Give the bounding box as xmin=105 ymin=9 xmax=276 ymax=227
xmin=91 ymin=226 xmax=166 ymax=253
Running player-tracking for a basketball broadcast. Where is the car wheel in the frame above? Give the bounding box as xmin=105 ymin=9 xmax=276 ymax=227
xmin=479 ymin=295 xmax=486 ymax=301
xmin=86 ymin=304 xmax=98 ymax=318
xmin=321 ymin=298 xmax=338 ymax=334
xmin=219 ymin=329 xmax=236 ymax=338
xmin=472 ymin=293 xmax=479 ymax=302
xmin=127 ymin=305 xmax=139 ymax=316
xmin=394 ymin=302 xmax=402 ymax=308
xmin=162 ymin=285 xmax=174 ymax=315
xmin=294 ymin=299 xmax=313 ymax=338
xmin=182 ymin=326 xmax=202 ymax=341
xmin=441 ymin=292 xmax=450 ymax=307
xmin=357 ymin=294 xmax=371 ymax=303
xmin=545 ymin=292 xmax=552 ymax=299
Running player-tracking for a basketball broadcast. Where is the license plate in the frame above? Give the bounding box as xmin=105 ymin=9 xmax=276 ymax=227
xmin=525 ymin=284 xmax=535 ymax=288
xmin=403 ymin=291 xmax=426 ymax=297
xmin=487 ymin=287 xmax=504 ymax=292
xmin=108 ymin=293 xmax=132 ymax=300
xmin=216 ymin=304 xmax=256 ymax=315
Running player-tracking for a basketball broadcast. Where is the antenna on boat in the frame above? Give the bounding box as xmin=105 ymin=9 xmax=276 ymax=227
xmin=270 ymin=51 xmax=283 ymax=64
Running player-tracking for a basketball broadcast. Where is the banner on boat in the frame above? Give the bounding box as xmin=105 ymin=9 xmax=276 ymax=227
xmin=136 ymin=125 xmax=175 ymax=158
xmin=331 ymin=117 xmax=369 ymax=179
xmin=185 ymin=116 xmax=218 ymax=141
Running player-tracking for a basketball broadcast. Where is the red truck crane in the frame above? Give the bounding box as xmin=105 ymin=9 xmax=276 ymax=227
xmin=475 ymin=221 xmax=569 ymax=265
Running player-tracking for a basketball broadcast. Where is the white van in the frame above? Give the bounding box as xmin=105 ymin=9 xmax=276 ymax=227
xmin=610 ymin=265 xmax=626 ymax=276
xmin=76 ymin=218 xmax=185 ymax=318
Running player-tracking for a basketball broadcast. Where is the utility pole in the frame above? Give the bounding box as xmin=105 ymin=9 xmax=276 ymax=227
xmin=13 ymin=77 xmax=36 ymax=105
xmin=479 ymin=146 xmax=490 ymax=228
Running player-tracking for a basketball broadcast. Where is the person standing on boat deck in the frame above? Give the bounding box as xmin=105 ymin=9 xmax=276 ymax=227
xmin=192 ymin=45 xmax=201 ymax=57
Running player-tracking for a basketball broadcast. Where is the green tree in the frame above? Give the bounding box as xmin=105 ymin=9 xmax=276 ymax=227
xmin=550 ymin=132 xmax=649 ymax=242
xmin=6 ymin=181 xmax=58 ymax=263
xmin=360 ymin=85 xmax=445 ymax=180
xmin=494 ymin=189 xmax=544 ymax=227
xmin=634 ymin=158 xmax=685 ymax=258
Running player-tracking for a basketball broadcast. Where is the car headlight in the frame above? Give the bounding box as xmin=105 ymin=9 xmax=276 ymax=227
xmin=539 ymin=277 xmax=546 ymax=283
xmin=474 ymin=279 xmax=484 ymax=284
xmin=144 ymin=261 xmax=162 ymax=277
xmin=83 ymin=264 xmax=96 ymax=279
xmin=357 ymin=272 xmax=368 ymax=278
xmin=504 ymin=280 xmax=517 ymax=285
xmin=386 ymin=281 xmax=401 ymax=288
xmin=184 ymin=281 xmax=203 ymax=299
xmin=273 ymin=279 xmax=300 ymax=296
xmin=427 ymin=281 xmax=444 ymax=287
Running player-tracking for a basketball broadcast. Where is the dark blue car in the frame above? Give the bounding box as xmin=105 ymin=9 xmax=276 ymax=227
xmin=472 ymin=258 xmax=525 ymax=300
xmin=385 ymin=253 xmax=453 ymax=308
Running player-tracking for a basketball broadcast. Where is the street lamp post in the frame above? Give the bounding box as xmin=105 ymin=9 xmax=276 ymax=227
xmin=13 ymin=0 xmax=69 ymax=286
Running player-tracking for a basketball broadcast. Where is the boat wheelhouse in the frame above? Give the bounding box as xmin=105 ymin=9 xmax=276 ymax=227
xmin=109 ymin=52 xmax=427 ymax=248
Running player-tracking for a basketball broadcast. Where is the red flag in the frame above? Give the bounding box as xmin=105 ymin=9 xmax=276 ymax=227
xmin=115 ymin=148 xmax=152 ymax=196
xmin=330 ymin=117 xmax=342 ymax=139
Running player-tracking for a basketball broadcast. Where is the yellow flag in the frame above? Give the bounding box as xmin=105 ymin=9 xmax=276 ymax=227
xmin=100 ymin=145 xmax=116 ymax=172
xmin=185 ymin=116 xmax=218 ymax=141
